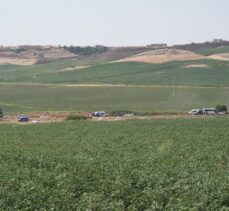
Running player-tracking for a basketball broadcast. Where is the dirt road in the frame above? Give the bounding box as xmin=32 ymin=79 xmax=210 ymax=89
xmin=0 ymin=112 xmax=222 ymax=125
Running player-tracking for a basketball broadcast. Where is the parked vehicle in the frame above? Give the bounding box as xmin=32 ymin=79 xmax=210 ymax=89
xmin=188 ymin=109 xmax=203 ymax=115
xmin=202 ymin=108 xmax=217 ymax=115
xmin=92 ymin=111 xmax=106 ymax=117
xmin=18 ymin=114 xmax=29 ymax=122
xmin=189 ymin=108 xmax=218 ymax=115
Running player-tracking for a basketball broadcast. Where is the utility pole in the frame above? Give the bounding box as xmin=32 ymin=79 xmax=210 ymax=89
xmin=69 ymin=102 xmax=72 ymax=112
xmin=172 ymin=77 xmax=175 ymax=97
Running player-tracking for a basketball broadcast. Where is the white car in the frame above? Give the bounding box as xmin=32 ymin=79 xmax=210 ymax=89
xmin=188 ymin=109 xmax=201 ymax=115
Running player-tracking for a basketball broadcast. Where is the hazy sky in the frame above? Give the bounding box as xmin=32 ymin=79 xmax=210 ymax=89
xmin=1 ymin=0 xmax=229 ymax=46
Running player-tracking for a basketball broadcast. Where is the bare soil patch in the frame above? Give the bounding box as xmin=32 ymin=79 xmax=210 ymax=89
xmin=0 ymin=48 xmax=77 ymax=65
xmin=185 ymin=64 xmax=209 ymax=68
xmin=56 ymin=65 xmax=91 ymax=73
xmin=0 ymin=58 xmax=38 ymax=66
xmin=116 ymin=48 xmax=205 ymax=64
xmin=208 ymin=54 xmax=229 ymax=61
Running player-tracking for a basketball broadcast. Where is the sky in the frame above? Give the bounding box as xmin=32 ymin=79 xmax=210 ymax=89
xmin=0 ymin=0 xmax=229 ymax=46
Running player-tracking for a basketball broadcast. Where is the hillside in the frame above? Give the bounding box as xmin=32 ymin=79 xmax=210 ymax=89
xmin=173 ymin=39 xmax=229 ymax=52
xmin=0 ymin=58 xmax=38 ymax=65
xmin=0 ymin=47 xmax=77 ymax=65
xmin=1 ymin=40 xmax=229 ymax=66
xmin=196 ymin=46 xmax=229 ymax=56
xmin=0 ymin=46 xmax=162 ymax=66
xmin=208 ymin=53 xmax=229 ymax=61
xmin=116 ymin=48 xmax=205 ymax=64
xmin=1 ymin=59 xmax=229 ymax=87
xmin=1 ymin=41 xmax=229 ymax=88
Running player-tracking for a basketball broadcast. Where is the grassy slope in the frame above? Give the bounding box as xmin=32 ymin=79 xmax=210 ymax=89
xmin=0 ymin=84 xmax=229 ymax=113
xmin=196 ymin=46 xmax=229 ymax=56
xmin=0 ymin=59 xmax=80 ymax=82
xmin=1 ymin=58 xmax=229 ymax=113
xmin=1 ymin=119 xmax=229 ymax=210
xmin=1 ymin=59 xmax=229 ymax=87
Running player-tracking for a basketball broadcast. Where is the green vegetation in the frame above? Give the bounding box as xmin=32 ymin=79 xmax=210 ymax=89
xmin=197 ymin=46 xmax=229 ymax=56
xmin=65 ymin=114 xmax=87 ymax=121
xmin=1 ymin=59 xmax=229 ymax=87
xmin=216 ymin=105 xmax=227 ymax=113
xmin=1 ymin=118 xmax=229 ymax=210
xmin=1 ymin=84 xmax=229 ymax=113
xmin=0 ymin=108 xmax=3 ymax=118
xmin=1 ymin=56 xmax=229 ymax=114
xmin=64 ymin=45 xmax=108 ymax=55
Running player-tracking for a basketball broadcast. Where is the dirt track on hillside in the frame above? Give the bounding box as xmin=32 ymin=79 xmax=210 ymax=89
xmin=56 ymin=65 xmax=91 ymax=73
xmin=0 ymin=58 xmax=38 ymax=65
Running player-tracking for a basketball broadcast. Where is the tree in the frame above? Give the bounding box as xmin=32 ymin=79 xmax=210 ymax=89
xmin=216 ymin=105 xmax=227 ymax=113
xmin=0 ymin=108 xmax=3 ymax=118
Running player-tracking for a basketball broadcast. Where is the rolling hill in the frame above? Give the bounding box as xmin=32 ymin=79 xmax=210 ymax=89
xmin=173 ymin=39 xmax=229 ymax=52
xmin=1 ymin=41 xmax=229 ymax=113
xmin=1 ymin=40 xmax=229 ymax=66
xmin=0 ymin=46 xmax=160 ymax=66
xmin=196 ymin=46 xmax=229 ymax=56
xmin=116 ymin=48 xmax=205 ymax=64
xmin=1 ymin=59 xmax=229 ymax=87
xmin=0 ymin=47 xmax=77 ymax=65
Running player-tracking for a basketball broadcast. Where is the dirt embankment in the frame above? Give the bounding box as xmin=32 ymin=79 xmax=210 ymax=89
xmin=0 ymin=58 xmax=38 ymax=66
xmin=0 ymin=48 xmax=77 ymax=66
xmin=208 ymin=54 xmax=229 ymax=61
xmin=116 ymin=48 xmax=205 ymax=64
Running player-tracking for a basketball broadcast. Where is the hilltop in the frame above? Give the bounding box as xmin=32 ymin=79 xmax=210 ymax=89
xmin=0 ymin=45 xmax=165 ymax=66
xmin=1 ymin=40 xmax=229 ymax=66
xmin=116 ymin=48 xmax=205 ymax=64
xmin=173 ymin=39 xmax=229 ymax=52
xmin=1 ymin=40 xmax=229 ymax=114
xmin=0 ymin=46 xmax=77 ymax=65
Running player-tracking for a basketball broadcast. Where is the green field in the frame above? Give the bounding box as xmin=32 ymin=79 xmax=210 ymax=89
xmin=1 ymin=59 xmax=229 ymax=87
xmin=1 ymin=119 xmax=229 ymax=210
xmin=0 ymin=58 xmax=229 ymax=114
xmin=0 ymin=84 xmax=229 ymax=113
xmin=196 ymin=46 xmax=229 ymax=56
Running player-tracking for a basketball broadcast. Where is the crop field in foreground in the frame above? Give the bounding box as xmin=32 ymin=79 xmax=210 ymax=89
xmin=0 ymin=118 xmax=229 ymax=210
xmin=1 ymin=84 xmax=229 ymax=113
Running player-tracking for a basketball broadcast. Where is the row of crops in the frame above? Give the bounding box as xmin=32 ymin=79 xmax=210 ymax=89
xmin=1 ymin=118 xmax=229 ymax=210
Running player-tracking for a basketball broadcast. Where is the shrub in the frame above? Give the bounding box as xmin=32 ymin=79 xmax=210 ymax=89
xmin=65 ymin=114 xmax=87 ymax=121
xmin=216 ymin=105 xmax=227 ymax=113
xmin=64 ymin=45 xmax=108 ymax=55
xmin=0 ymin=108 xmax=3 ymax=118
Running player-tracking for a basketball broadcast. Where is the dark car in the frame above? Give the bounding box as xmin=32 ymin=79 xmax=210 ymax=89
xmin=18 ymin=115 xmax=29 ymax=122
